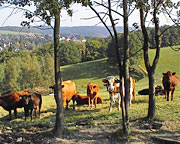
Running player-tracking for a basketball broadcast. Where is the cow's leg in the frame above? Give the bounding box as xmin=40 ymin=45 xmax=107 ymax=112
xmin=109 ymin=95 xmax=113 ymax=112
xmin=91 ymin=98 xmax=93 ymax=109
xmin=24 ymin=107 xmax=28 ymax=121
xmin=9 ymin=110 xmax=12 ymax=120
xmin=95 ymin=97 xmax=97 ymax=108
xmin=72 ymin=96 xmax=76 ymax=110
xmin=167 ymin=90 xmax=170 ymax=101
xmin=38 ymin=106 xmax=41 ymax=117
xmin=171 ymin=89 xmax=175 ymax=101
xmin=118 ymin=95 xmax=121 ymax=111
xmin=164 ymin=90 xmax=167 ymax=99
xmin=30 ymin=109 xmax=33 ymax=121
xmin=34 ymin=108 xmax=37 ymax=118
xmin=66 ymin=101 xmax=69 ymax=110
xmin=88 ymin=97 xmax=91 ymax=109
xmin=63 ymin=99 xmax=66 ymax=109
xmin=14 ymin=108 xmax=17 ymax=118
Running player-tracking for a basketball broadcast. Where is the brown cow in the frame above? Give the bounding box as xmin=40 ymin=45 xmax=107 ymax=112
xmin=0 ymin=91 xmax=30 ymax=120
xmin=87 ymin=82 xmax=99 ymax=109
xmin=49 ymin=80 xmax=77 ymax=110
xmin=162 ymin=71 xmax=179 ymax=101
xmin=75 ymin=94 xmax=103 ymax=105
xmin=21 ymin=92 xmax=42 ymax=120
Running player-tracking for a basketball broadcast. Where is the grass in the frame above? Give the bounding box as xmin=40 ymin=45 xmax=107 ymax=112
xmin=0 ymin=47 xmax=180 ymax=143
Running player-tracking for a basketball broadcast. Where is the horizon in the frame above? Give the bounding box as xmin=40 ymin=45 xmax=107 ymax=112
xmin=0 ymin=2 xmax=178 ymax=28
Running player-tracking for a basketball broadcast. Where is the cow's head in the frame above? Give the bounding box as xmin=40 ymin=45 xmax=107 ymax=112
xmin=87 ymin=83 xmax=98 ymax=96
xmin=163 ymin=71 xmax=176 ymax=86
xmin=49 ymin=84 xmax=65 ymax=90
xmin=102 ymin=76 xmax=119 ymax=93
xmin=20 ymin=95 xmax=31 ymax=105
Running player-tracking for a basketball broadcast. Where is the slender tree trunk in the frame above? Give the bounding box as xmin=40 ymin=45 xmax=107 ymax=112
xmin=140 ymin=5 xmax=160 ymax=120
xmin=147 ymin=71 xmax=155 ymax=119
xmin=107 ymin=0 xmax=126 ymax=134
xmin=123 ymin=0 xmax=130 ymax=135
xmin=53 ymin=12 xmax=64 ymax=137
xmin=147 ymin=3 xmax=160 ymax=120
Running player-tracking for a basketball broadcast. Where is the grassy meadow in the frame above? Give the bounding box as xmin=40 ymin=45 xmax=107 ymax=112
xmin=0 ymin=47 xmax=180 ymax=143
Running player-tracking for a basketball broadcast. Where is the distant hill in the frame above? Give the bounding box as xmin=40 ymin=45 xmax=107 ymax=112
xmin=0 ymin=26 xmax=135 ymax=38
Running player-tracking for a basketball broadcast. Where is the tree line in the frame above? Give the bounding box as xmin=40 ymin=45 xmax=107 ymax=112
xmin=0 ymin=25 xmax=179 ymax=94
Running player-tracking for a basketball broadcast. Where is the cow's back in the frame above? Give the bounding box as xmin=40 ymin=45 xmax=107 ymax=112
xmin=62 ymin=80 xmax=77 ymax=101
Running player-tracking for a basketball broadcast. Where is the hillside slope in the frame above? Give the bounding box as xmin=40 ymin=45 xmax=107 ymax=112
xmin=61 ymin=47 xmax=180 ymax=92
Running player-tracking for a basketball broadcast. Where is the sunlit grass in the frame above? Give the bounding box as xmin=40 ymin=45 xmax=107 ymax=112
xmin=0 ymin=47 xmax=180 ymax=140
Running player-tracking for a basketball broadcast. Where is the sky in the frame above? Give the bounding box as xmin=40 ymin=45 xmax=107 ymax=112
xmin=0 ymin=2 xmax=178 ymax=28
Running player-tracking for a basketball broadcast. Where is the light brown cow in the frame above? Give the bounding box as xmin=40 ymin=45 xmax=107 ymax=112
xmin=75 ymin=94 xmax=103 ymax=105
xmin=49 ymin=80 xmax=77 ymax=110
xmin=162 ymin=71 xmax=179 ymax=101
xmin=87 ymin=83 xmax=99 ymax=109
xmin=131 ymin=77 xmax=136 ymax=100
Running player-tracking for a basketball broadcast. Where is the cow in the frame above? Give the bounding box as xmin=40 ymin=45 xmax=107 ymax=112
xmin=49 ymin=80 xmax=77 ymax=110
xmin=162 ymin=71 xmax=179 ymax=101
xmin=87 ymin=83 xmax=99 ymax=109
xmin=138 ymin=85 xmax=164 ymax=96
xmin=102 ymin=76 xmax=136 ymax=112
xmin=0 ymin=91 xmax=30 ymax=120
xmin=21 ymin=92 xmax=42 ymax=120
xmin=75 ymin=94 xmax=103 ymax=105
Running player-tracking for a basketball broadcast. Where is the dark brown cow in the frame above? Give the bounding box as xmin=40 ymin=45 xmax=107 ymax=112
xmin=49 ymin=80 xmax=77 ymax=110
xmin=162 ymin=71 xmax=179 ymax=101
xmin=87 ymin=83 xmax=99 ymax=109
xmin=21 ymin=92 xmax=42 ymax=120
xmin=75 ymin=94 xmax=103 ymax=105
xmin=0 ymin=91 xmax=30 ymax=120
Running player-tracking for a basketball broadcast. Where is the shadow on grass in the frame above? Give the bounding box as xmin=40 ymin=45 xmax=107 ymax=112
xmin=132 ymin=99 xmax=148 ymax=104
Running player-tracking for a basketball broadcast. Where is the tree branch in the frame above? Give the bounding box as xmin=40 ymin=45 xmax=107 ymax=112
xmin=94 ymin=1 xmax=124 ymax=17
xmin=89 ymin=4 xmax=114 ymax=38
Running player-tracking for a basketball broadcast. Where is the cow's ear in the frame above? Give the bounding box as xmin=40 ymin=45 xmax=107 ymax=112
xmin=162 ymin=73 xmax=166 ymax=75
xmin=102 ymin=79 xmax=107 ymax=83
xmin=172 ymin=72 xmax=176 ymax=75
xmin=49 ymin=85 xmax=54 ymax=89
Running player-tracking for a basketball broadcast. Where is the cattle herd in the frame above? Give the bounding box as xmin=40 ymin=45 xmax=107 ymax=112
xmin=0 ymin=70 xmax=179 ymax=121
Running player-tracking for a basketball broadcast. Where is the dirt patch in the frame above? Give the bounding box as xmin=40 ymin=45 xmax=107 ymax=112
xmin=0 ymin=119 xmax=180 ymax=144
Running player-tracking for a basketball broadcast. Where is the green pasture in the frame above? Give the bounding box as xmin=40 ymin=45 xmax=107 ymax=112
xmin=0 ymin=47 xmax=180 ymax=142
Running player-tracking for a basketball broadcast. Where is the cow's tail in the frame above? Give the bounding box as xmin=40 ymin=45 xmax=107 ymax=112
xmin=38 ymin=92 xmax=42 ymax=116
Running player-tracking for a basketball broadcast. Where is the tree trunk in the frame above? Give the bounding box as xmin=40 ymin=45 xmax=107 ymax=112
xmin=123 ymin=0 xmax=130 ymax=135
xmin=107 ymin=0 xmax=126 ymax=134
xmin=140 ymin=5 xmax=160 ymax=120
xmin=53 ymin=12 xmax=64 ymax=137
xmin=147 ymin=71 xmax=155 ymax=119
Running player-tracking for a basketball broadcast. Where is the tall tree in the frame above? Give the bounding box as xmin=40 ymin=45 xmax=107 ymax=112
xmin=136 ymin=0 xmax=180 ymax=120
xmin=1 ymin=0 xmax=89 ymax=137
xmin=123 ymin=0 xmax=130 ymax=135
xmin=89 ymin=0 xmax=136 ymax=134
